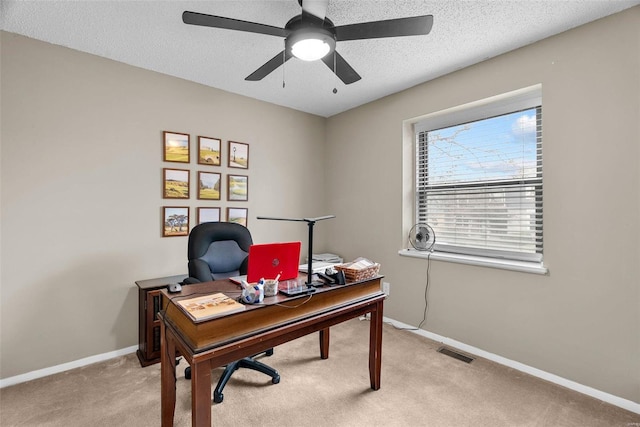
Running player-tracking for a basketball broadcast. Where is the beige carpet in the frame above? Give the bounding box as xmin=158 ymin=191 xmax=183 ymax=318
xmin=1 ymin=319 xmax=638 ymax=426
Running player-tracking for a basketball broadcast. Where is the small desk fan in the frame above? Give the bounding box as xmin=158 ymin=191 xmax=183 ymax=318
xmin=408 ymin=223 xmax=436 ymax=252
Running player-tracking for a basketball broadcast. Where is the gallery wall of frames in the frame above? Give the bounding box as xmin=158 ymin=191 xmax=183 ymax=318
xmin=161 ymin=130 xmax=249 ymax=237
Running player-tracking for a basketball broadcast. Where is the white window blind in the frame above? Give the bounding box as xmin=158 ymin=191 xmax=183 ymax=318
xmin=415 ymin=89 xmax=543 ymax=263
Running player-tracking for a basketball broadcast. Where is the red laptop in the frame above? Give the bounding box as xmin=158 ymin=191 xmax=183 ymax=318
xmin=246 ymin=241 xmax=302 ymax=283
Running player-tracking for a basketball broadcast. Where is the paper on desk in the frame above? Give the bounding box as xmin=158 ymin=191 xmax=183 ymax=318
xmin=299 ymin=262 xmax=341 ymax=273
xmin=344 ymin=257 xmax=375 ymax=270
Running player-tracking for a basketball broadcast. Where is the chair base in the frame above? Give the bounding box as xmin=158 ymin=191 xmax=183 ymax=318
xmin=183 ymin=349 xmax=279 ymax=404
xmin=213 ymin=357 xmax=280 ymax=403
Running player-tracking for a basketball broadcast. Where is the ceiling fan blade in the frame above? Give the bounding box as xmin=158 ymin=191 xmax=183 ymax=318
xmin=183 ymin=11 xmax=289 ymax=38
xmin=321 ymin=51 xmax=361 ymax=85
xmin=334 ymin=15 xmax=433 ymax=41
xmin=245 ymin=50 xmax=293 ymax=81
xmin=301 ymin=0 xmax=329 ymax=22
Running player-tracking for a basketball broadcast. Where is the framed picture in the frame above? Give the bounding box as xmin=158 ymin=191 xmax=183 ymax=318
xmin=163 ymin=168 xmax=190 ymax=199
xmin=228 ymin=141 xmax=249 ymax=169
xmin=227 ymin=207 xmax=248 ymax=227
xmin=198 ymin=171 xmax=221 ymax=200
xmin=163 ymin=131 xmax=190 ymax=163
xmin=162 ymin=206 xmax=189 ymax=237
xmin=227 ymin=174 xmax=248 ymax=201
xmin=197 ymin=207 xmax=221 ymax=224
xmin=198 ymin=136 xmax=221 ymax=166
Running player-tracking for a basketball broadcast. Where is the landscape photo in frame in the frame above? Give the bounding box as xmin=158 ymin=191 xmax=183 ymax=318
xmin=227 ymin=207 xmax=248 ymax=227
xmin=198 ymin=171 xmax=221 ymax=200
xmin=163 ymin=168 xmax=190 ymax=199
xmin=163 ymin=206 xmax=189 ymax=237
xmin=227 ymin=174 xmax=248 ymax=201
xmin=198 ymin=136 xmax=221 ymax=166
xmin=163 ymin=131 xmax=190 ymax=163
xmin=197 ymin=207 xmax=221 ymax=224
xmin=228 ymin=141 xmax=249 ymax=169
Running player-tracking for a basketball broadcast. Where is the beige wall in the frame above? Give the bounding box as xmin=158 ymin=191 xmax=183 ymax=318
xmin=326 ymin=8 xmax=639 ymax=403
xmin=0 ymin=32 xmax=327 ymax=378
xmin=1 ymin=6 xmax=638 ymax=405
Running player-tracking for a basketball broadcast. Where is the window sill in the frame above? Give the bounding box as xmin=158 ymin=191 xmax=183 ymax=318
xmin=398 ymin=249 xmax=548 ymax=275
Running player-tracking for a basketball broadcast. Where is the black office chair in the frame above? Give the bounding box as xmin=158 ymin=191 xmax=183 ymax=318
xmin=182 ymin=222 xmax=280 ymax=403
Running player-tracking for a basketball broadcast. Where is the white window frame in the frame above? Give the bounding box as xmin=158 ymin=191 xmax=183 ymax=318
xmin=400 ymin=85 xmax=547 ymax=275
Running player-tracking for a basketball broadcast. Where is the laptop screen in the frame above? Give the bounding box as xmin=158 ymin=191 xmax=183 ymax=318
xmin=247 ymin=241 xmax=301 ymax=283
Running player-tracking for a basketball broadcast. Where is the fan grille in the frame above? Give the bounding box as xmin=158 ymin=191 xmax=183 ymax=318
xmin=409 ymin=223 xmax=435 ymax=251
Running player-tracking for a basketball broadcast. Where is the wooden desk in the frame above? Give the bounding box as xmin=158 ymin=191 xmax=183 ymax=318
xmin=159 ymin=275 xmax=385 ymax=427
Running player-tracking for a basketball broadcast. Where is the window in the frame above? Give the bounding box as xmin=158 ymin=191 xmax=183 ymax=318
xmin=414 ymin=87 xmax=542 ymax=263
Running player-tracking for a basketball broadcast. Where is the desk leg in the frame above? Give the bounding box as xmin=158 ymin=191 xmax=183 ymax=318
xmin=160 ymin=322 xmax=177 ymax=427
xmin=191 ymin=359 xmax=212 ymax=427
xmin=319 ymin=328 xmax=330 ymax=359
xmin=369 ymin=300 xmax=383 ymax=390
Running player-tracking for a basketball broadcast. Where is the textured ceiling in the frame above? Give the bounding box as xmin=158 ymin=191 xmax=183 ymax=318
xmin=1 ymin=0 xmax=638 ymax=117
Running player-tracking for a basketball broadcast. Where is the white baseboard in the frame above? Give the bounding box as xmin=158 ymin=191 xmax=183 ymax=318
xmin=3 ymin=321 xmax=639 ymax=415
xmin=383 ymin=316 xmax=640 ymax=415
xmin=0 ymin=345 xmax=138 ymax=389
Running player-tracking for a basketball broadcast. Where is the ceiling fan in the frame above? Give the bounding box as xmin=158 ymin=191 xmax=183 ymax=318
xmin=182 ymin=0 xmax=433 ymax=85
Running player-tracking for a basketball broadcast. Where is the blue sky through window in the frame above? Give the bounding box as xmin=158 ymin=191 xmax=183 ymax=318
xmin=427 ymin=108 xmax=538 ymax=185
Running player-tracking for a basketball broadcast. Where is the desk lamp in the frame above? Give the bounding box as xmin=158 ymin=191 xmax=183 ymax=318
xmin=257 ymin=215 xmax=335 ymax=287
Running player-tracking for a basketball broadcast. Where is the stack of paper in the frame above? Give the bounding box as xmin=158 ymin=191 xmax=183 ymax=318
xmin=346 ymin=257 xmax=376 ymax=270
xmin=309 ymin=253 xmax=343 ymax=263
xmin=299 ymin=261 xmax=341 ymax=273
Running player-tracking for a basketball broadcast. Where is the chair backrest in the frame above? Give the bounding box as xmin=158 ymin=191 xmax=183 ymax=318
xmin=187 ymin=222 xmax=253 ymax=281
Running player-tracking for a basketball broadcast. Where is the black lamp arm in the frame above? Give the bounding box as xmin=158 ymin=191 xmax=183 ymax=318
xmin=256 ymin=215 xmax=335 ymax=285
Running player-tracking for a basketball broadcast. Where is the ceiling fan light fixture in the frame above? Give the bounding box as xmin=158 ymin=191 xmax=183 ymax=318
xmin=292 ymin=38 xmax=330 ymax=61
xmin=287 ymin=27 xmax=335 ymax=61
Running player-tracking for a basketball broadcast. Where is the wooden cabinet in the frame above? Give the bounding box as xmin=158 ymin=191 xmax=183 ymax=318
xmin=135 ymin=274 xmax=187 ymax=367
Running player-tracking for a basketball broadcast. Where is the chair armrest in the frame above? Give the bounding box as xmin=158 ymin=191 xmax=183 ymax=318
xmin=182 ymin=277 xmax=201 ymax=285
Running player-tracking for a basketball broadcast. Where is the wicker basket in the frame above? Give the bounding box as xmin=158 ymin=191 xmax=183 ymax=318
xmin=335 ymin=258 xmax=380 ymax=282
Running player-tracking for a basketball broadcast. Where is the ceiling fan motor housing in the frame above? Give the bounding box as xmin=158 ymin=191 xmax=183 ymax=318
xmin=285 ymin=15 xmax=337 ymax=61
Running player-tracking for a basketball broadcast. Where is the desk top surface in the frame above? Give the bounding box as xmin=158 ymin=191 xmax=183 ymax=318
xmin=161 ymin=273 xmax=382 ymax=309
xmin=160 ymin=274 xmax=384 ymax=353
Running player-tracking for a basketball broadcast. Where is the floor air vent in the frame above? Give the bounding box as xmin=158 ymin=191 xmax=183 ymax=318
xmin=437 ymin=346 xmax=474 ymax=364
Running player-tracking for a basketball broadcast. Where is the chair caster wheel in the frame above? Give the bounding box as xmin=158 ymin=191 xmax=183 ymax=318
xmin=272 ymin=375 xmax=280 ymax=384
xmin=213 ymin=392 xmax=223 ymax=403
xmin=266 ymin=349 xmax=274 ymax=356
xmin=185 ymin=367 xmax=191 ymax=380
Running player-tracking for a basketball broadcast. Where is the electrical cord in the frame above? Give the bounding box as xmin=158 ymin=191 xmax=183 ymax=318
xmin=166 ymin=285 xmax=314 ymax=310
xmin=382 ymin=251 xmax=432 ymax=331
xmin=273 ymin=294 xmax=314 ymax=308
xmin=233 ymin=293 xmax=314 ymax=308
xmin=417 ymin=251 xmax=432 ymax=330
